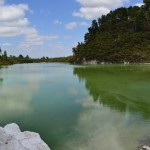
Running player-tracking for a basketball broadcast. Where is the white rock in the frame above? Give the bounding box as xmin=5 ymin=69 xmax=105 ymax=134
xmin=4 ymin=123 xmax=21 ymax=135
xmin=0 ymin=123 xmax=51 ymax=150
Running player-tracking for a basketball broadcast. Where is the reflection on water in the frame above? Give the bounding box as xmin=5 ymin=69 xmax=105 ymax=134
xmin=0 ymin=66 xmax=44 ymax=121
xmin=0 ymin=63 xmax=86 ymax=149
xmin=74 ymin=65 xmax=150 ymax=118
xmin=0 ymin=64 xmax=150 ymax=150
xmin=67 ymin=65 xmax=150 ymax=150
xmin=62 ymin=97 xmax=150 ymax=150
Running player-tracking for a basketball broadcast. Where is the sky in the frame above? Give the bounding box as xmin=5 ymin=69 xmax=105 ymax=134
xmin=0 ymin=0 xmax=143 ymax=58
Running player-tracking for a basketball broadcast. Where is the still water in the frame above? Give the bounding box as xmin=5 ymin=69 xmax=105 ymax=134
xmin=0 ymin=63 xmax=150 ymax=150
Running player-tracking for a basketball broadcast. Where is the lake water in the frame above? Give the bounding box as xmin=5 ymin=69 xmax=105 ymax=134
xmin=0 ymin=63 xmax=150 ymax=150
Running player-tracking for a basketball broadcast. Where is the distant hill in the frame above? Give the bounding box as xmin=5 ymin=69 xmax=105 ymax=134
xmin=72 ymin=0 xmax=150 ymax=64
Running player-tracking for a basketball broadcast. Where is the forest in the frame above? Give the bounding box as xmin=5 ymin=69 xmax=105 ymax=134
xmin=72 ymin=0 xmax=150 ymax=64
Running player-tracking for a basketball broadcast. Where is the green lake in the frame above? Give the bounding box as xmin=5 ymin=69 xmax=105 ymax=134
xmin=0 ymin=63 xmax=150 ymax=150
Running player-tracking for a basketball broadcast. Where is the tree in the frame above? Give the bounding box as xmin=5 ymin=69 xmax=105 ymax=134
xmin=0 ymin=47 xmax=2 ymax=56
xmin=3 ymin=51 xmax=7 ymax=59
xmin=25 ymin=55 xmax=29 ymax=59
xmin=144 ymin=0 xmax=150 ymax=7
xmin=143 ymin=0 xmax=150 ymax=18
xmin=19 ymin=54 xmax=24 ymax=59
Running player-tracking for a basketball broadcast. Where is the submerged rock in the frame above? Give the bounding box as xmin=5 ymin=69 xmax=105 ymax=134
xmin=0 ymin=123 xmax=51 ymax=150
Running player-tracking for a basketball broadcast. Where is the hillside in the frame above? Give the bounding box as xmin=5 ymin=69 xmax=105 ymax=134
xmin=72 ymin=0 xmax=150 ymax=64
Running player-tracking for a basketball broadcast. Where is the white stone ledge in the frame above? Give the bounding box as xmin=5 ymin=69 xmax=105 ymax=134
xmin=0 ymin=123 xmax=51 ymax=150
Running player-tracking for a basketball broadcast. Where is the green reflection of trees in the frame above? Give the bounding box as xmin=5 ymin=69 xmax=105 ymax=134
xmin=74 ymin=65 xmax=150 ymax=118
xmin=0 ymin=78 xmax=3 ymax=83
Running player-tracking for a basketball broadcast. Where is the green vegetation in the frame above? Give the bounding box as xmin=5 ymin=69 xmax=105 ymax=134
xmin=0 ymin=48 xmax=73 ymax=66
xmin=74 ymin=65 xmax=150 ymax=118
xmin=0 ymin=48 xmax=34 ymax=66
xmin=72 ymin=0 xmax=150 ymax=63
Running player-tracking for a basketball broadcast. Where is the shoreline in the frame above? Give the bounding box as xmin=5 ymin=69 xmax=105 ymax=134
xmin=1 ymin=61 xmax=150 ymax=67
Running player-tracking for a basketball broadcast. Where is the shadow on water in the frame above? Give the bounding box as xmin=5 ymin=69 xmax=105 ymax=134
xmin=74 ymin=65 xmax=150 ymax=119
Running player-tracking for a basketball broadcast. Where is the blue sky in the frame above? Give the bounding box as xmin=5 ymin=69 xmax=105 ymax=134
xmin=0 ymin=0 xmax=143 ymax=58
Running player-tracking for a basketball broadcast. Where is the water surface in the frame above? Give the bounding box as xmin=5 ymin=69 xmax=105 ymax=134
xmin=0 ymin=63 xmax=150 ymax=150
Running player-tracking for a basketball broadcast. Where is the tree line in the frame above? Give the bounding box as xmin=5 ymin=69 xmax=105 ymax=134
xmin=0 ymin=48 xmax=73 ymax=66
xmin=72 ymin=0 xmax=150 ymax=64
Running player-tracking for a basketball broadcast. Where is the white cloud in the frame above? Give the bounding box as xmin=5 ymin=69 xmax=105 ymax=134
xmin=0 ymin=0 xmax=4 ymax=5
xmin=0 ymin=1 xmax=30 ymax=37
xmin=74 ymin=0 xmax=129 ymax=20
xmin=20 ymin=28 xmax=44 ymax=47
xmin=0 ymin=18 xmax=29 ymax=27
xmin=0 ymin=4 xmax=29 ymax=22
xmin=20 ymin=28 xmax=59 ymax=48
xmin=135 ymin=3 xmax=144 ymax=7
xmin=65 ymin=22 xmax=78 ymax=30
xmin=79 ymin=21 xmax=89 ymax=26
xmin=73 ymin=7 xmax=110 ymax=20
xmin=2 ymin=42 xmax=12 ymax=46
xmin=76 ymin=0 xmax=128 ymax=8
xmin=0 ymin=0 xmax=59 ymax=48
xmin=53 ymin=20 xmax=62 ymax=25
xmin=0 ymin=27 xmax=23 ymax=37
xmin=65 ymin=21 xmax=89 ymax=30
